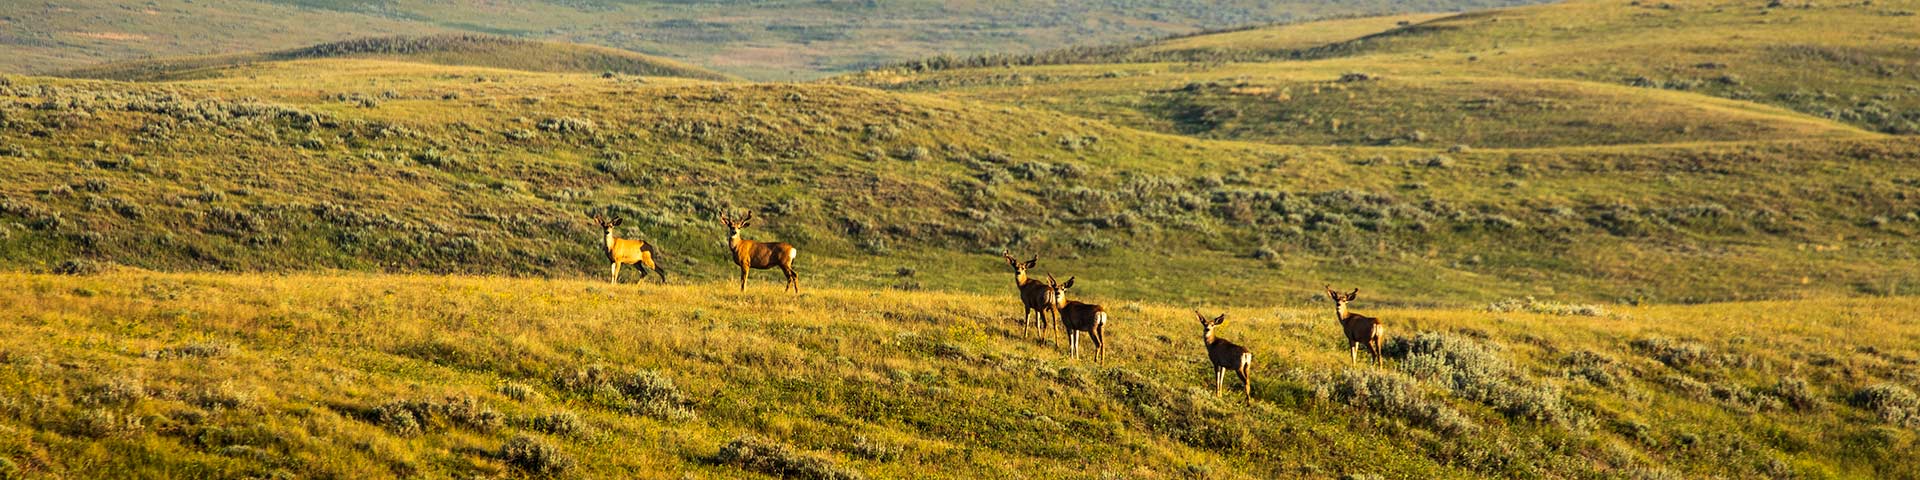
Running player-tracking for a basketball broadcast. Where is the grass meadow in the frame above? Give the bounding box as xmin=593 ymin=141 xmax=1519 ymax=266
xmin=1 ymin=270 xmax=1916 ymax=478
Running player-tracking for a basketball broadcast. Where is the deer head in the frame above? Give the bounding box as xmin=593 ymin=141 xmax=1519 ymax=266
xmin=1046 ymin=273 xmax=1075 ymax=309
xmin=1326 ymin=285 xmax=1358 ymax=305
xmin=1194 ymin=310 xmax=1227 ymax=340
xmin=720 ymin=210 xmax=755 ymax=238
xmin=591 ymin=214 xmax=623 ymax=232
xmin=1002 ymin=252 xmax=1037 ymax=275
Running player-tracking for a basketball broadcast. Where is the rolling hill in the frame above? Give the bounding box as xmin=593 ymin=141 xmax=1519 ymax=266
xmin=841 ymin=0 xmax=1920 ymax=145
xmin=0 ymin=0 xmax=1551 ymax=80
xmin=56 ymin=34 xmax=737 ymax=82
xmin=1 ymin=1 xmax=1919 ymax=478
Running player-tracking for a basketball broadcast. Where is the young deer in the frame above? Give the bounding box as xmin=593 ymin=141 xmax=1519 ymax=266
xmin=1047 ymin=274 xmax=1107 ymax=362
xmin=1003 ymin=253 xmax=1055 ymax=336
xmin=591 ymin=214 xmax=666 ymax=284
xmin=1326 ymin=285 xmax=1384 ymax=366
xmin=720 ymin=211 xmax=799 ymax=292
xmin=1195 ymin=310 xmax=1252 ymax=398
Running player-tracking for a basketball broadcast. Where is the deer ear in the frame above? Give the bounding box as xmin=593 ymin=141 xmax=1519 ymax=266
xmin=1193 ymin=310 xmax=1208 ymax=325
xmin=1062 ymin=277 xmax=1075 ymax=289
xmin=1213 ymin=314 xmax=1228 ymax=326
xmin=1023 ymin=259 xmax=1037 ymax=269
xmin=612 ymin=218 xmax=623 ymax=227
xmin=1348 ymin=288 xmax=1359 ymax=300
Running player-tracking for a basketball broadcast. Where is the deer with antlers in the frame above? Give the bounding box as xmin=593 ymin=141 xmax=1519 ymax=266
xmin=1327 ymin=285 xmax=1385 ymax=366
xmin=1003 ymin=253 xmax=1055 ymax=336
xmin=719 ymin=211 xmax=800 ymax=292
xmin=1195 ymin=310 xmax=1253 ymax=398
xmin=591 ymin=214 xmax=666 ymax=285
xmin=1047 ymin=274 xmax=1107 ymax=362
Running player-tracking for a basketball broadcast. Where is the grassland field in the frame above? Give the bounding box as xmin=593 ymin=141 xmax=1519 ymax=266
xmin=2 ymin=0 xmax=1920 ymax=478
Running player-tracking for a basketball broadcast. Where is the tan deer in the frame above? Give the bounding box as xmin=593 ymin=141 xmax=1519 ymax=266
xmin=1003 ymin=253 xmax=1055 ymax=336
xmin=1195 ymin=311 xmax=1252 ymax=398
xmin=1048 ymin=274 xmax=1108 ymax=362
xmin=591 ymin=214 xmax=666 ymax=284
xmin=1327 ymin=285 xmax=1384 ymax=366
xmin=720 ymin=211 xmax=799 ymax=292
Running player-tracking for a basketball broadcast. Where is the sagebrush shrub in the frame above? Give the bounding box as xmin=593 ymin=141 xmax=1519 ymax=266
xmin=1851 ymin=383 xmax=1919 ymax=427
xmin=717 ymin=436 xmax=865 ymax=480
xmin=501 ymin=435 xmax=575 ymax=476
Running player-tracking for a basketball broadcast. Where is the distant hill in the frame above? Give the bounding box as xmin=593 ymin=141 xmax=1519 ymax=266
xmin=842 ymin=1 xmax=1920 ymax=146
xmin=1 ymin=0 xmax=1553 ymax=79
xmin=57 ymin=35 xmax=737 ymax=82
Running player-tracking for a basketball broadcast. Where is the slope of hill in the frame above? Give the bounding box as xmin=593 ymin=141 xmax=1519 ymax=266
xmin=56 ymin=35 xmax=737 ymax=82
xmin=0 ymin=0 xmax=1551 ymax=79
xmin=843 ymin=0 xmax=1920 ymax=144
xmin=1 ymin=271 xmax=1915 ymax=478
xmin=1 ymin=62 xmax=1918 ymax=306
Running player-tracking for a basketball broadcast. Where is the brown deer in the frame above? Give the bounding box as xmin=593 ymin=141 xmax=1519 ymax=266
xmin=1003 ymin=253 xmax=1054 ymax=336
xmin=1327 ymin=285 xmax=1384 ymax=366
xmin=1047 ymin=274 xmax=1107 ymax=362
xmin=1195 ymin=310 xmax=1253 ymax=398
xmin=719 ymin=211 xmax=799 ymax=292
xmin=591 ymin=214 xmax=666 ymax=284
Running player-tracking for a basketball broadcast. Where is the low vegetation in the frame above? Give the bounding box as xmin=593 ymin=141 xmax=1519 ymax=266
xmin=0 ymin=271 xmax=1914 ymax=478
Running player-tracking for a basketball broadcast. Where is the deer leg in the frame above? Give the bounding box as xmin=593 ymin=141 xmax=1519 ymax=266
xmin=641 ymin=255 xmax=665 ymax=284
xmin=1350 ymin=342 xmax=1359 ymax=363
xmin=609 ymin=263 xmax=620 ymax=284
xmin=1215 ymin=367 xmax=1225 ymax=396
xmin=1239 ymin=366 xmax=1252 ymax=398
xmin=1069 ymin=331 xmax=1079 ymax=357
xmin=1371 ymin=339 xmax=1384 ymax=366
xmin=783 ymin=265 xmax=798 ymax=293
xmin=1092 ymin=328 xmax=1104 ymax=363
xmin=739 ymin=266 xmax=749 ymax=292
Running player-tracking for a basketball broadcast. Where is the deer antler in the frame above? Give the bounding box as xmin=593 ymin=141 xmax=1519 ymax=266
xmin=1046 ymin=273 xmax=1058 ymax=286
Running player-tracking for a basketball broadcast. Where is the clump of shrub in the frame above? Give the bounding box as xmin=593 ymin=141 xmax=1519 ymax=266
xmin=53 ymin=259 xmax=103 ymax=275
xmin=1313 ymin=368 xmax=1476 ymax=434
xmin=371 ymin=396 xmax=504 ymax=436
xmin=536 ymin=116 xmax=596 ymax=134
xmin=146 ymin=342 xmax=228 ymax=360
xmin=1560 ymin=351 xmax=1623 ymax=387
xmin=1850 ymin=383 xmax=1919 ymax=427
xmin=1630 ymin=337 xmax=1717 ymax=369
xmin=1486 ymin=297 xmax=1607 ymax=316
xmin=1386 ymin=332 xmax=1571 ymax=424
xmin=500 ymin=435 xmax=575 ymax=476
xmin=1773 ymin=377 xmax=1823 ymax=412
xmin=552 ymin=366 xmax=695 ymax=422
xmin=525 ymin=411 xmax=585 ymax=435
xmin=716 ymin=435 xmax=866 ymax=480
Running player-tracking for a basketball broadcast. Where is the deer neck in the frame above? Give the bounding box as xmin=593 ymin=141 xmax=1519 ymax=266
xmin=1015 ymin=271 xmax=1029 ymax=287
xmin=1335 ymin=304 xmax=1349 ymax=322
xmin=603 ymin=230 xmax=617 ymax=250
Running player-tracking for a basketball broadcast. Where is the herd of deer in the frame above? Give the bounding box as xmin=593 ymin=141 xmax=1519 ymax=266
xmin=593 ymin=211 xmax=1388 ymax=399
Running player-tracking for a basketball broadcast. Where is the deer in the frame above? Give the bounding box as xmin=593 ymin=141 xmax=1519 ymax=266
xmin=1195 ymin=310 xmax=1253 ymax=398
xmin=591 ymin=214 xmax=666 ymax=285
xmin=719 ymin=211 xmax=799 ymax=292
xmin=1047 ymin=274 xmax=1107 ymax=362
xmin=1327 ymin=285 xmax=1385 ymax=366
xmin=1003 ymin=253 xmax=1055 ymax=337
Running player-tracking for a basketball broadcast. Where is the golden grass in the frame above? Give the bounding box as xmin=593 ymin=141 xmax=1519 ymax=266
xmin=1 ymin=270 xmax=1915 ymax=478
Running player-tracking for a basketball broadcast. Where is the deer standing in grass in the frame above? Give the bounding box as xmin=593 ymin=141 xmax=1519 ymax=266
xmin=1327 ymin=285 xmax=1384 ymax=366
xmin=1004 ymin=253 xmax=1055 ymax=337
xmin=719 ymin=211 xmax=799 ymax=292
xmin=1195 ymin=310 xmax=1252 ymax=398
xmin=592 ymin=214 xmax=666 ymax=284
xmin=1047 ymin=274 xmax=1107 ymax=362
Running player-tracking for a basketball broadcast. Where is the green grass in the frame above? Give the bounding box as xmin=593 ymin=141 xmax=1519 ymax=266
xmin=0 ymin=0 xmax=1549 ymax=80
xmin=1 ymin=270 xmax=1915 ymax=478
xmin=56 ymin=34 xmax=737 ymax=82
xmin=845 ymin=0 xmax=1920 ymax=140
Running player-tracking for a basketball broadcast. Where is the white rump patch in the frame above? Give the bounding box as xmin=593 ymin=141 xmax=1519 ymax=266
xmin=1240 ymin=353 xmax=1252 ymax=367
xmin=788 ymin=247 xmax=798 ymax=259
xmin=1096 ymin=312 xmax=1107 ymax=325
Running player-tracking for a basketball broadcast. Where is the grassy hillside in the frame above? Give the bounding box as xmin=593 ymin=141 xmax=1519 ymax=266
xmin=843 ymin=0 xmax=1920 ymax=145
xmin=1 ymin=271 xmax=1916 ymax=478
xmin=56 ymin=34 xmax=736 ymax=82
xmin=3 ymin=63 xmax=1918 ymax=306
xmin=0 ymin=0 xmax=1549 ymax=79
